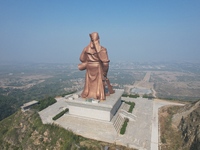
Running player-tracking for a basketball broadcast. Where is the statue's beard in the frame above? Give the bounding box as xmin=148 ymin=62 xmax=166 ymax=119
xmin=90 ymin=41 xmax=100 ymax=51
xmin=90 ymin=42 xmax=96 ymax=49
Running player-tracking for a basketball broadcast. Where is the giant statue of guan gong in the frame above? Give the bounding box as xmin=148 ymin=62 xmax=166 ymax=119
xmin=78 ymin=32 xmax=114 ymax=100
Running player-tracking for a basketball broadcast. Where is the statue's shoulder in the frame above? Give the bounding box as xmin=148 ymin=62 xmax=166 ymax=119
xmin=83 ymin=45 xmax=90 ymax=52
xmin=84 ymin=45 xmax=90 ymax=50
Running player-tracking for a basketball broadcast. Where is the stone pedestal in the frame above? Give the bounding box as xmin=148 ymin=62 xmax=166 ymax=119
xmin=66 ymin=89 xmax=124 ymax=121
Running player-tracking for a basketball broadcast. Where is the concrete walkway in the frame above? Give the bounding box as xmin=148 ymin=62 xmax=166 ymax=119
xmin=56 ymin=114 xmax=117 ymax=143
xmin=150 ymin=99 xmax=184 ymax=150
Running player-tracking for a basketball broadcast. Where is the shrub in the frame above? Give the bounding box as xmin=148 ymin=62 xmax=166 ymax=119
xmin=124 ymin=101 xmax=135 ymax=113
xmin=129 ymin=94 xmax=139 ymax=98
xmin=122 ymin=93 xmax=128 ymax=97
xmin=120 ymin=118 xmax=129 ymax=135
xmin=33 ymin=97 xmax=56 ymax=111
xmin=61 ymin=90 xmax=77 ymax=97
xmin=122 ymin=93 xmax=139 ymax=98
xmin=142 ymin=94 xmax=154 ymax=99
xmin=52 ymin=108 xmax=69 ymax=120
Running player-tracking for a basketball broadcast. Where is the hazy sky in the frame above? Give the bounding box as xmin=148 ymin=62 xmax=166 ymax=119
xmin=0 ymin=1 xmax=200 ymax=63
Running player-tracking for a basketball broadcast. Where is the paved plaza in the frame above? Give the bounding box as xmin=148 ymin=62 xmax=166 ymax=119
xmin=39 ymin=96 xmax=184 ymax=150
xmin=119 ymin=97 xmax=153 ymax=149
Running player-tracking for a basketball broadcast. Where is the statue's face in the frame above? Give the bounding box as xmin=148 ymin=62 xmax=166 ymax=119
xmin=90 ymin=39 xmax=100 ymax=49
xmin=95 ymin=39 xmax=100 ymax=43
xmin=91 ymin=39 xmax=99 ymax=45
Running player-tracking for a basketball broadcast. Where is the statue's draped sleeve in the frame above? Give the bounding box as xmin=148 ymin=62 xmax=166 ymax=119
xmin=80 ymin=48 xmax=87 ymax=62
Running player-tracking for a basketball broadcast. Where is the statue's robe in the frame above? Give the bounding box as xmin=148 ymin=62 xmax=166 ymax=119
xmin=80 ymin=45 xmax=109 ymax=100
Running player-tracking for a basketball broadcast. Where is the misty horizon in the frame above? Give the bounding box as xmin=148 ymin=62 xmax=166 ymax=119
xmin=0 ymin=1 xmax=200 ymax=64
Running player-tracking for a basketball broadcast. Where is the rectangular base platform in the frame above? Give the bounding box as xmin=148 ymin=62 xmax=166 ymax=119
xmin=66 ymin=89 xmax=124 ymax=121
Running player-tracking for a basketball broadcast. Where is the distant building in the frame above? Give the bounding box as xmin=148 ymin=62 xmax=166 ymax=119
xmin=21 ymin=100 xmax=39 ymax=112
xmin=131 ymin=87 xmax=152 ymax=95
xmin=65 ymin=94 xmax=79 ymax=100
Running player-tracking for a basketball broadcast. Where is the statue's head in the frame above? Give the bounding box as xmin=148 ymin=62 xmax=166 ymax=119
xmin=89 ymin=32 xmax=99 ymax=42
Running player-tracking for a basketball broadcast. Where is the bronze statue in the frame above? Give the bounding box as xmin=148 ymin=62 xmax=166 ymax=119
xmin=78 ymin=32 xmax=114 ymax=100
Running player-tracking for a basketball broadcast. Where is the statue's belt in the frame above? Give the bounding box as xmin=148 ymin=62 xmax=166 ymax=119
xmin=87 ymin=61 xmax=101 ymax=63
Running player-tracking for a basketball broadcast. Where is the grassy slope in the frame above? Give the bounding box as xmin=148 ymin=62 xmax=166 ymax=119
xmin=159 ymin=106 xmax=186 ymax=150
xmin=0 ymin=110 xmax=80 ymax=150
xmin=0 ymin=110 xmax=135 ymax=150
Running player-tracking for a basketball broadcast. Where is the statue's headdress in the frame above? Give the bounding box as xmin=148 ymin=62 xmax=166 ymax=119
xmin=89 ymin=32 xmax=99 ymax=41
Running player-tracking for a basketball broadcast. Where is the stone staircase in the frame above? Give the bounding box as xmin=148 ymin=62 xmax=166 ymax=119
xmin=112 ymin=102 xmax=137 ymax=133
xmin=112 ymin=102 xmax=129 ymax=133
xmin=113 ymin=114 xmax=124 ymax=133
xmin=121 ymin=102 xmax=130 ymax=112
xmin=120 ymin=110 xmax=136 ymax=121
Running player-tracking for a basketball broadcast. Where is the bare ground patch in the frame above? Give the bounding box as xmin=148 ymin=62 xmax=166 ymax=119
xmin=151 ymin=71 xmax=200 ymax=100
